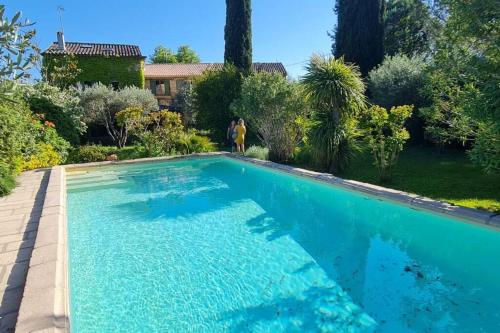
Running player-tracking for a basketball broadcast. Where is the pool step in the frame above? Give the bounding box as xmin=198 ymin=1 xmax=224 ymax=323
xmin=67 ymin=179 xmax=130 ymax=192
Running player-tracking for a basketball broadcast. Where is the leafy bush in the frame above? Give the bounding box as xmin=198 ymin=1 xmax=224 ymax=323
xmin=292 ymin=144 xmax=314 ymax=166
xmin=193 ymin=65 xmax=242 ymax=140
xmin=19 ymin=143 xmax=62 ymax=170
xmin=468 ymin=124 xmax=499 ymax=174
xmin=0 ymin=96 xmax=35 ymax=165
xmin=302 ymin=56 xmax=366 ymax=173
xmin=24 ymin=82 xmax=85 ymax=145
xmin=231 ymin=72 xmax=310 ymax=163
xmin=0 ymin=162 xmax=16 ymax=196
xmin=368 ymin=55 xmax=428 ymax=143
xmin=80 ymin=84 xmax=158 ymax=147
xmin=362 ymin=105 xmax=413 ymax=182
xmin=176 ymin=130 xmax=216 ymax=154
xmin=117 ymin=110 xmax=184 ymax=157
xmin=245 ymin=146 xmax=269 ymax=160
xmin=69 ymin=145 xmax=108 ymax=163
xmin=172 ymin=85 xmax=196 ymax=127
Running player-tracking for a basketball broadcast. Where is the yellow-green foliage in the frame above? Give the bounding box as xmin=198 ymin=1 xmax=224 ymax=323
xmin=363 ymin=104 xmax=413 ymax=182
xmin=43 ymin=56 xmax=145 ymax=88
xmin=19 ymin=143 xmax=62 ymax=171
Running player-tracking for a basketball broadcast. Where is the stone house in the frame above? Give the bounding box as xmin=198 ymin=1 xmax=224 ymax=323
xmin=144 ymin=63 xmax=287 ymax=109
xmin=42 ymin=32 xmax=145 ymax=89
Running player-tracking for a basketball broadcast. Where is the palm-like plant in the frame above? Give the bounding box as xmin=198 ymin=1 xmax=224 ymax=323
xmin=302 ymin=55 xmax=366 ymax=173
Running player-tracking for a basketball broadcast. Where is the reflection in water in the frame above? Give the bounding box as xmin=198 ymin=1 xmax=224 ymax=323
xmin=67 ymin=158 xmax=500 ymax=332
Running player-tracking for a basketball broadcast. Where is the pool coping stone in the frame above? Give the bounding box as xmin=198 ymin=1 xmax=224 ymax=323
xmin=16 ymin=151 xmax=499 ymax=332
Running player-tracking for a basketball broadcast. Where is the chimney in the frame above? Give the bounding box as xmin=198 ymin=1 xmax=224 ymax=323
xmin=57 ymin=31 xmax=66 ymax=51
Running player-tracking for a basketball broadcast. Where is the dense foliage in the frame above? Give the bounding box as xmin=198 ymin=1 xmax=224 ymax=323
xmin=79 ymin=84 xmax=158 ymax=148
xmin=368 ymin=55 xmax=428 ymax=143
xmin=421 ymin=0 xmax=499 ymax=173
xmin=69 ymin=144 xmax=108 ymax=163
xmin=332 ymin=0 xmax=385 ymax=75
xmin=0 ymin=92 xmax=69 ymax=180
xmin=116 ymin=109 xmax=184 ymax=157
xmin=24 ymin=82 xmax=86 ymax=145
xmin=224 ymin=0 xmax=252 ymax=73
xmin=362 ymin=105 xmax=413 ymax=182
xmin=384 ymin=0 xmax=441 ymax=57
xmin=172 ymin=85 xmax=196 ymax=127
xmin=149 ymin=45 xmax=200 ymax=64
xmin=231 ymin=72 xmax=309 ymax=162
xmin=302 ymin=56 xmax=366 ymax=172
xmin=42 ymin=54 xmax=81 ymax=89
xmin=193 ymin=65 xmax=242 ymax=140
xmin=43 ymin=55 xmax=145 ymax=89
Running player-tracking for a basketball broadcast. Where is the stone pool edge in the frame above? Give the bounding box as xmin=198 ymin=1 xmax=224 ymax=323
xmin=16 ymin=165 xmax=69 ymax=332
xmin=15 ymin=151 xmax=499 ymax=332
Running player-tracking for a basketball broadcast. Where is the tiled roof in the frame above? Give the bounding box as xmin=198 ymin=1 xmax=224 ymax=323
xmin=42 ymin=42 xmax=144 ymax=58
xmin=144 ymin=63 xmax=287 ymax=78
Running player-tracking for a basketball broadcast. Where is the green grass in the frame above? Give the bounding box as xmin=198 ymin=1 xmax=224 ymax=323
xmin=299 ymin=147 xmax=500 ymax=213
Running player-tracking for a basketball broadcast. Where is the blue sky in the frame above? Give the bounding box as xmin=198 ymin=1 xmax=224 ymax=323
xmin=7 ymin=0 xmax=335 ymax=79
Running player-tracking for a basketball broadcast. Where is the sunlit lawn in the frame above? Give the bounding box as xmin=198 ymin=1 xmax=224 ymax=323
xmin=338 ymin=147 xmax=500 ymax=213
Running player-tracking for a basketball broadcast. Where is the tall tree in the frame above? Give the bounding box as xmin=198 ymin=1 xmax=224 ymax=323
xmin=332 ymin=0 xmax=385 ymax=76
xmin=176 ymin=45 xmax=200 ymax=63
xmin=224 ymin=0 xmax=252 ymax=73
xmin=149 ymin=45 xmax=200 ymax=64
xmin=384 ymin=0 xmax=442 ymax=57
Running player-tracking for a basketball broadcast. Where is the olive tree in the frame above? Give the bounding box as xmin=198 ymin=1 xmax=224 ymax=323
xmin=231 ymin=72 xmax=309 ymax=162
xmin=79 ymin=84 xmax=158 ymax=148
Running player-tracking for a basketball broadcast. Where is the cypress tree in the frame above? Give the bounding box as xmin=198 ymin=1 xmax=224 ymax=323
xmin=332 ymin=0 xmax=385 ymax=76
xmin=224 ymin=0 xmax=252 ymax=73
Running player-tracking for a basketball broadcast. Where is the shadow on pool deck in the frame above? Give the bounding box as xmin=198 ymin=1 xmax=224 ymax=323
xmin=0 ymin=170 xmax=50 ymax=333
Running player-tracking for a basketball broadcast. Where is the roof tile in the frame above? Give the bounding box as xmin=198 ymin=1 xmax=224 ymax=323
xmin=144 ymin=63 xmax=287 ymax=78
xmin=42 ymin=42 xmax=144 ymax=58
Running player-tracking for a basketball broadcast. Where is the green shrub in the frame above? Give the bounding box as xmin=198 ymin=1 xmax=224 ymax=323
xmin=24 ymin=82 xmax=85 ymax=145
xmin=362 ymin=105 xmax=413 ymax=183
xmin=368 ymin=55 xmax=429 ymax=143
xmin=0 ymin=162 xmax=16 ymax=196
xmin=19 ymin=143 xmax=62 ymax=170
xmin=245 ymin=145 xmax=269 ymax=160
xmin=0 ymin=96 xmax=35 ymax=165
xmin=176 ymin=131 xmax=216 ymax=154
xmin=69 ymin=145 xmax=108 ymax=163
xmin=193 ymin=65 xmax=242 ymax=140
xmin=292 ymin=144 xmax=314 ymax=166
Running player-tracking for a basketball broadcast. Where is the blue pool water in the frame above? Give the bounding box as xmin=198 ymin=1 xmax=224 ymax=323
xmin=66 ymin=157 xmax=500 ymax=333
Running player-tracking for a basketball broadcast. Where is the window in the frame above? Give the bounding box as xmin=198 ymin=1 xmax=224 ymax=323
xmin=176 ymin=79 xmax=190 ymax=91
xmin=111 ymin=81 xmax=119 ymax=91
xmin=151 ymin=80 xmax=170 ymax=96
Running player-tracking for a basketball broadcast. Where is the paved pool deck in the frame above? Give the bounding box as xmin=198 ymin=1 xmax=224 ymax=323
xmin=0 ymin=169 xmax=49 ymax=333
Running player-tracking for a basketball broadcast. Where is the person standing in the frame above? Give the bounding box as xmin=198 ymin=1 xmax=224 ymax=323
xmin=234 ymin=118 xmax=246 ymax=154
xmin=227 ymin=120 xmax=236 ymax=152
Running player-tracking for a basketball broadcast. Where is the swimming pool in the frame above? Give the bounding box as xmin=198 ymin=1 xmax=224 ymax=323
xmin=66 ymin=156 xmax=500 ymax=332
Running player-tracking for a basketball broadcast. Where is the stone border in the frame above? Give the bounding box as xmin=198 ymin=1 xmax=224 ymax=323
xmin=15 ymin=151 xmax=499 ymax=332
xmin=16 ymin=166 xmax=69 ymax=333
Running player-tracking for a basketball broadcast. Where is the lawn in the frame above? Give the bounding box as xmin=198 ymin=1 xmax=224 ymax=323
xmin=338 ymin=147 xmax=500 ymax=213
xmin=297 ymin=147 xmax=500 ymax=213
